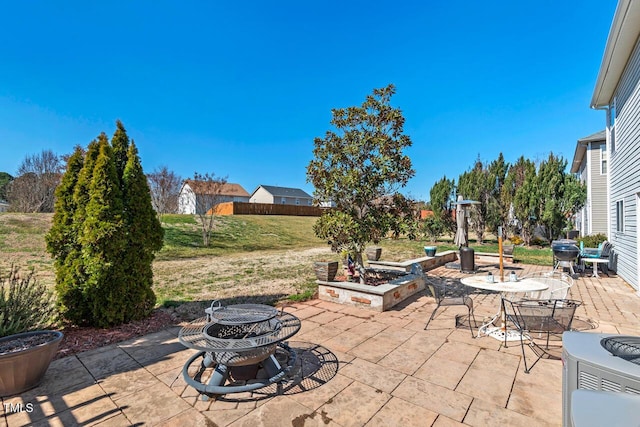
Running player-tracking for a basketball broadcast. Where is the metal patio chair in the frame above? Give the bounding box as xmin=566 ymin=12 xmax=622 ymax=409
xmin=423 ymin=275 xmax=476 ymax=337
xmin=503 ymin=298 xmax=581 ymax=373
xmin=522 ymin=271 xmax=574 ymax=301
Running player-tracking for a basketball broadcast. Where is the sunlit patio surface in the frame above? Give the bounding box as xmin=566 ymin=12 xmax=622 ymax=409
xmin=2 ymin=262 xmax=639 ymax=427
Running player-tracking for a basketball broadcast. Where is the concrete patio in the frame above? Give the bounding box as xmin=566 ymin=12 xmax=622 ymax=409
xmin=2 ymin=262 xmax=639 ymax=426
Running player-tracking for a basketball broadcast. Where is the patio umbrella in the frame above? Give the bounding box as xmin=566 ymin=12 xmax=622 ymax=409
xmin=453 ymin=197 xmax=481 ymax=248
xmin=454 ymin=198 xmax=467 ymax=247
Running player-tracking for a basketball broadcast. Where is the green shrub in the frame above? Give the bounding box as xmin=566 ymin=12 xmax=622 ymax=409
xmin=510 ymin=235 xmax=524 ymax=245
xmin=530 ymin=236 xmax=548 ymax=247
xmin=578 ymin=233 xmax=608 ymax=249
xmin=0 ymin=266 xmax=58 ymax=338
xmin=46 ymin=123 xmax=163 ymax=328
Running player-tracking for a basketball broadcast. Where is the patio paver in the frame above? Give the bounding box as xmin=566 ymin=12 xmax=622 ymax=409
xmin=2 ymin=262 xmax=639 ymax=426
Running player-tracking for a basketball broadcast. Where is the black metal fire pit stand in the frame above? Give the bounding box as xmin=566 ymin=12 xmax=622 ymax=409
xmin=178 ymin=303 xmax=302 ymax=399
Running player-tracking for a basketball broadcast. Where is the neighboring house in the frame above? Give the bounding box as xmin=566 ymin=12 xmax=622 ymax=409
xmin=570 ymin=130 xmax=608 ymax=237
xmin=0 ymin=200 xmax=9 ymax=212
xmin=591 ymin=0 xmax=640 ymax=291
xmin=178 ymin=180 xmax=250 ymax=214
xmin=249 ymin=185 xmax=313 ymax=206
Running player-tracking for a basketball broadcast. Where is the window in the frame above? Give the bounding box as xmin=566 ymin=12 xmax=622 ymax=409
xmin=601 ymin=144 xmax=608 ymax=174
xmin=295 ymin=198 xmax=300 ymax=205
xmin=281 ymin=198 xmax=286 ymax=204
xmin=616 ymin=200 xmax=624 ymax=232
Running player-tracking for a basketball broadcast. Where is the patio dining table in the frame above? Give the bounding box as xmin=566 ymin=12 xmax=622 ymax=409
xmin=461 ymin=276 xmax=549 ymax=342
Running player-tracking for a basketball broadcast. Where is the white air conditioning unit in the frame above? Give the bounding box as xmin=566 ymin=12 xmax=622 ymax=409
xmin=562 ymin=332 xmax=640 ymax=426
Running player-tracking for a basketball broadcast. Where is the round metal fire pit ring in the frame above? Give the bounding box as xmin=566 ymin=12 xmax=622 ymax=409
xmin=182 ymin=342 xmax=298 ymax=398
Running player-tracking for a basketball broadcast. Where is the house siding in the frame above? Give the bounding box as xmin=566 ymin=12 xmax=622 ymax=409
xmin=589 ymin=142 xmax=608 ymax=235
xmin=577 ymin=161 xmax=589 ymax=236
xmin=178 ymin=184 xmax=196 ymax=215
xmin=609 ymin=35 xmax=640 ymax=289
xmin=250 ymin=187 xmax=275 ymax=204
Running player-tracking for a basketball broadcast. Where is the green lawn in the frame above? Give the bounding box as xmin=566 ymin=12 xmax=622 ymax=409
xmin=157 ymin=214 xmax=325 ymax=260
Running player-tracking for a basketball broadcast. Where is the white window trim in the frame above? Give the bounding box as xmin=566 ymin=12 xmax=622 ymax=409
xmin=600 ymin=144 xmax=608 ymax=175
xmin=616 ymin=199 xmax=624 ymax=233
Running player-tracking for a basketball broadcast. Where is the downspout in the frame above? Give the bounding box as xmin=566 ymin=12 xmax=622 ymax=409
xmin=592 ymin=105 xmax=611 ymax=240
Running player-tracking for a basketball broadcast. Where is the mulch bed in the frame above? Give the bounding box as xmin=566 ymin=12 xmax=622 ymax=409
xmin=53 ymin=309 xmax=178 ymax=360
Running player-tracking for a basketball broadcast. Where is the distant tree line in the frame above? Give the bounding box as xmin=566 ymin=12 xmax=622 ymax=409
xmin=426 ymin=152 xmax=586 ymax=245
xmin=2 ymin=155 xmax=183 ymax=217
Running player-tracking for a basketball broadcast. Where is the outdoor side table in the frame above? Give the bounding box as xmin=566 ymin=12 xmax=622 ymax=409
xmin=581 ymin=258 xmax=609 ymax=278
xmin=460 ymin=276 xmax=549 ymax=342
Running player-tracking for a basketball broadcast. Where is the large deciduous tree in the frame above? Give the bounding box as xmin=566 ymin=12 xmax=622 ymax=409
xmin=147 ymin=166 xmax=182 ymax=217
xmin=307 ymin=84 xmax=416 ymax=277
xmin=188 ymin=173 xmax=228 ymax=247
xmin=7 ymin=149 xmax=63 ymax=212
xmin=45 ymin=123 xmax=163 ymax=327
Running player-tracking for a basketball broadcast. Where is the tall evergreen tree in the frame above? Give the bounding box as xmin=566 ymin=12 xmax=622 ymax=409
xmin=47 ymin=122 xmax=164 ymax=327
xmin=121 ymin=141 xmax=164 ymax=319
xmin=457 ymin=157 xmax=492 ymax=244
xmin=487 ymin=153 xmax=509 ymax=236
xmin=428 ymin=176 xmax=456 ymax=235
xmin=46 ymin=146 xmax=84 ymax=262
xmin=513 ymin=158 xmax=538 ymax=245
xmin=80 ymin=137 xmax=127 ymax=326
xmin=537 ymin=153 xmax=567 ymax=240
xmin=54 ymin=139 xmax=102 ymax=324
xmin=45 ymin=147 xmax=85 ymax=321
xmin=111 ymin=120 xmax=130 ymax=189
xmin=502 ymin=156 xmax=532 ymax=238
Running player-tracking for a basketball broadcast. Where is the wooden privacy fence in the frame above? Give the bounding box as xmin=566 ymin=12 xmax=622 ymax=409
xmin=210 ymin=202 xmax=328 ymax=216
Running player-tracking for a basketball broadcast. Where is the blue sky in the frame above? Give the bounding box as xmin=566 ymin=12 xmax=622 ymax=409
xmin=0 ymin=1 xmax=617 ymax=201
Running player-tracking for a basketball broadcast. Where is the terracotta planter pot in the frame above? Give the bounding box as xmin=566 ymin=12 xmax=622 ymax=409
xmin=0 ymin=330 xmax=63 ymax=397
xmin=313 ymin=261 xmax=339 ymax=281
xmin=365 ymin=247 xmax=382 ymax=261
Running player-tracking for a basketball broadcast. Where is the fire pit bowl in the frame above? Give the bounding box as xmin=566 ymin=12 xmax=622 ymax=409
xmin=552 ymin=244 xmax=580 ymax=261
xmin=179 ymin=302 xmax=302 ymax=397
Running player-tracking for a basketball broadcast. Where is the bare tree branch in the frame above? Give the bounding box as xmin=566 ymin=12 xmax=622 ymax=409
xmin=147 ymin=166 xmax=182 ymax=218
xmin=7 ymin=150 xmax=63 ymax=212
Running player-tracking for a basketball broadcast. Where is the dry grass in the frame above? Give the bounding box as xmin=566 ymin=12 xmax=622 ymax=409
xmin=0 ymin=213 xmax=333 ymax=310
xmin=0 ymin=213 xmax=55 ymax=286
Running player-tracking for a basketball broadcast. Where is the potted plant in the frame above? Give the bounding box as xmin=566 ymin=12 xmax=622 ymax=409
xmin=313 ymin=260 xmax=339 ymax=282
xmin=424 ymin=246 xmax=437 ymax=257
xmin=365 ymin=247 xmax=382 ymax=261
xmin=0 ymin=266 xmax=61 ymax=397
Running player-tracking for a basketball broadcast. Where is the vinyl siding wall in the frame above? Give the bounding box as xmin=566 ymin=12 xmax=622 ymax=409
xmin=589 ymin=142 xmax=608 ymax=235
xmin=609 ymin=36 xmax=640 ymax=289
xmin=250 ymin=187 xmax=275 ymax=204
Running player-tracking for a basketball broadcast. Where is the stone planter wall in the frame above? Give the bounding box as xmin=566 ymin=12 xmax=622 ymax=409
xmin=317 ymin=273 xmax=424 ymax=312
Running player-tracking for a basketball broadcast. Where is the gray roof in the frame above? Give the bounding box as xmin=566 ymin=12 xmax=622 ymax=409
xmin=571 ymin=129 xmax=606 ymax=173
xmin=578 ymin=130 xmax=606 ymax=143
xmin=256 ymin=185 xmax=313 ymax=199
